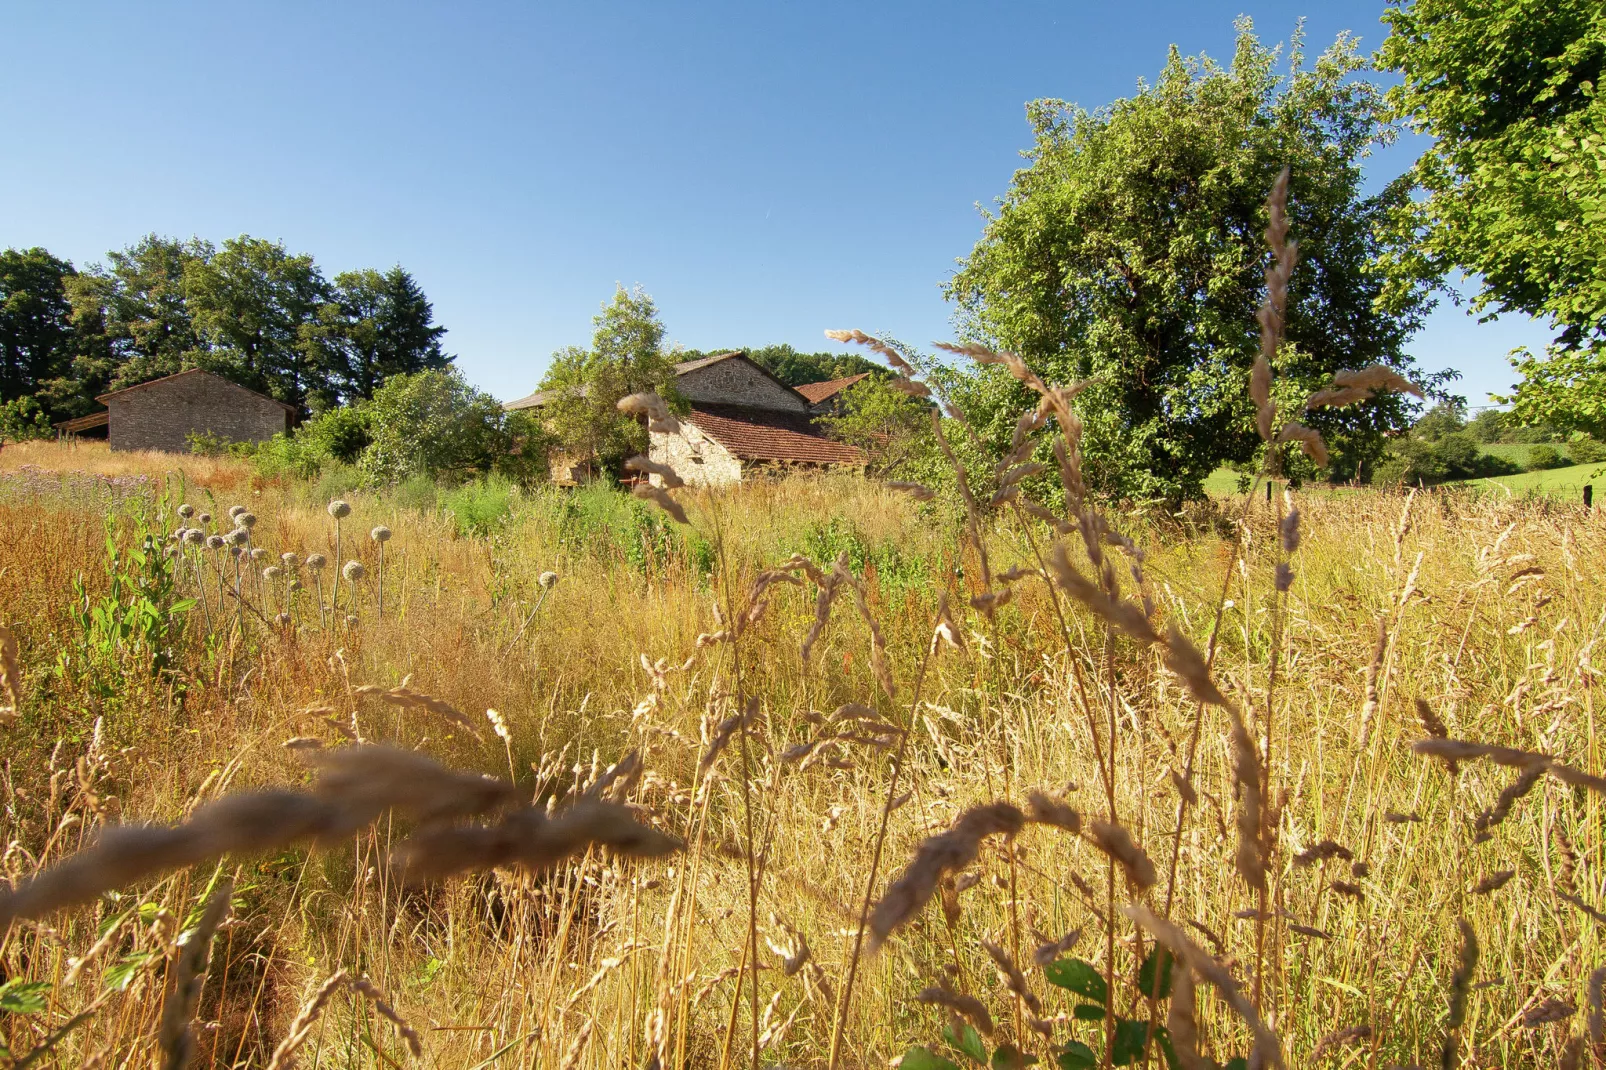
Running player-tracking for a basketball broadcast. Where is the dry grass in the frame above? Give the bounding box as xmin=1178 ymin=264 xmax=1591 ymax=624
xmin=1 ymin=404 xmax=1605 ymax=1068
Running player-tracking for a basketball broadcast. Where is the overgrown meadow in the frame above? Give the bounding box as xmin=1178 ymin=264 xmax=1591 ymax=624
xmin=1 ymin=408 xmax=1603 ymax=1070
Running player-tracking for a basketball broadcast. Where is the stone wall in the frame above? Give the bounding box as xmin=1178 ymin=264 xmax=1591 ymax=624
xmin=651 ymin=423 xmax=742 ymax=487
xmin=107 ymin=372 xmax=291 ymax=453
xmin=677 ymin=358 xmax=806 ymax=412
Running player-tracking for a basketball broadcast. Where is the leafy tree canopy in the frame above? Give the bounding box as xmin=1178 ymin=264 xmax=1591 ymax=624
xmin=359 ymin=368 xmax=540 ymax=485
xmin=0 ymin=247 xmax=77 ymax=407
xmin=538 ymin=286 xmax=680 ymax=476
xmin=1380 ymin=0 xmax=1606 ymax=434
xmin=947 ymin=21 xmax=1445 ymax=502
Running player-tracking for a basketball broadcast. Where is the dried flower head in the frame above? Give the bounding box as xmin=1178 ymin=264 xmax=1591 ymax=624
xmin=342 ymin=561 xmax=365 ymax=582
xmin=206 ymin=535 xmax=225 ymax=550
xmin=327 ymin=500 xmax=351 ymax=519
xmin=238 ymin=512 xmax=257 ymax=529
xmin=538 ymin=570 xmax=560 ymax=589
xmin=184 ymin=529 xmax=204 ymax=546
xmin=281 ymin=552 xmax=300 ymax=568
xmin=263 ymin=566 xmax=283 ymax=581
xmin=226 ymin=528 xmax=250 ymax=548
xmin=250 ymin=547 xmax=268 ymax=561
xmin=177 ymin=503 xmax=195 ymax=519
xmin=305 ymin=553 xmax=327 ymax=570
xmin=197 ymin=512 xmax=211 ymax=524
xmin=229 ymin=505 xmax=247 ymax=519
xmin=370 ymin=526 xmax=391 ymax=543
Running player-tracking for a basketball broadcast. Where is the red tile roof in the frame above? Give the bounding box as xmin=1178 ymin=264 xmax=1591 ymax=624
xmin=795 ymin=372 xmax=870 ymax=404
xmin=685 ymin=405 xmax=864 ymax=466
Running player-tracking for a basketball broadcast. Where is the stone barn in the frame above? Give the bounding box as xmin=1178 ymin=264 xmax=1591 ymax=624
xmin=96 ymin=369 xmax=295 ymax=452
xmin=504 ymin=351 xmax=865 ymax=487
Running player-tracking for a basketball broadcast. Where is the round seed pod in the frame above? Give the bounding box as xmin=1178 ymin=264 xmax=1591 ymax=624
xmin=280 ymin=552 xmax=300 ymax=568
xmin=177 ymin=503 xmax=195 ymax=519
xmin=305 ymin=554 xmax=327 ymax=570
xmin=342 ymin=561 xmax=366 ymax=582
xmin=263 ymin=566 xmax=283 ymax=580
xmin=229 ymin=505 xmax=247 ymax=520
xmin=226 ymin=528 xmax=250 ymax=548
xmin=327 ymin=500 xmax=352 ymax=519
xmin=288 ymin=578 xmax=303 ymax=592
xmin=539 ymin=571 xmax=560 ymax=589
xmin=238 ymin=512 xmax=257 ymax=530
xmin=370 ymin=525 xmax=391 ymax=543
xmin=206 ymin=535 xmax=225 ymax=550
xmin=250 ymin=547 xmax=267 ymax=561
xmin=184 ymin=529 xmax=205 ymax=546
xmin=198 ymin=512 xmax=212 ymax=525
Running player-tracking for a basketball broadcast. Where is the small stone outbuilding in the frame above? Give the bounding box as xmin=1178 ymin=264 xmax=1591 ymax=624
xmin=96 ymin=369 xmax=295 ymax=453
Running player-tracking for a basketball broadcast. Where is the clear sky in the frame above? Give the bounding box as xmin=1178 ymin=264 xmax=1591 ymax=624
xmin=4 ymin=1 xmax=1551 ymax=407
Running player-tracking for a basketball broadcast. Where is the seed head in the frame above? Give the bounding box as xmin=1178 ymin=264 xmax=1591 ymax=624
xmin=206 ymin=535 xmax=225 ymax=550
xmin=305 ymin=554 xmax=327 ymax=570
xmin=197 ymin=512 xmax=211 ymax=524
xmin=539 ymin=571 xmax=560 ymax=590
xmin=238 ymin=512 xmax=257 ymax=529
xmin=281 ymin=552 xmax=300 ymax=568
xmin=229 ymin=505 xmax=247 ymax=520
xmin=226 ymin=528 xmax=250 ymax=548
xmin=328 ymin=500 xmax=351 ymax=519
xmin=250 ymin=547 xmax=268 ymax=561
xmin=343 ymin=561 xmax=366 ymax=582
xmin=264 ymin=566 xmax=283 ymax=581
xmin=177 ymin=504 xmax=195 ymax=519
xmin=370 ymin=526 xmax=392 ymax=543
xmin=184 ymin=529 xmax=204 ymax=546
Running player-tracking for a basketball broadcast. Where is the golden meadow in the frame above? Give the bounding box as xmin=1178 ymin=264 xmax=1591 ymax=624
xmin=1 ymin=418 xmax=1602 ymax=1070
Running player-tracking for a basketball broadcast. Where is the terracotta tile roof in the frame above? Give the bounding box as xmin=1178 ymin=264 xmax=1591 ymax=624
xmin=685 ymin=405 xmax=864 ymax=466
xmin=54 ymin=411 xmax=109 ymax=432
xmin=795 ymin=372 xmax=870 ymax=404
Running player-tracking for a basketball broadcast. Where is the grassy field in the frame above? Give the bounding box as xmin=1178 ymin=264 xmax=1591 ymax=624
xmin=1 ymin=436 xmax=1604 ymax=1069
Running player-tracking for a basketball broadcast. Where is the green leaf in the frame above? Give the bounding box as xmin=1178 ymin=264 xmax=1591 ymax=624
xmin=1111 ymin=1018 xmax=1150 ymax=1066
xmin=901 ymin=1047 xmax=963 ymax=1070
xmin=1154 ymin=1026 xmax=1179 ymax=1070
xmin=1138 ymin=946 xmax=1174 ymax=1000
xmin=1056 ymin=1040 xmax=1098 ymax=1069
xmin=944 ymin=1021 xmax=989 ymax=1064
xmin=1072 ymin=1004 xmax=1106 ymax=1021
xmin=1043 ymin=958 xmax=1107 ymax=1004
xmin=0 ymin=979 xmax=51 ymax=1014
xmin=103 ymin=950 xmax=158 ymax=992
xmin=991 ymin=1044 xmax=1039 ymax=1069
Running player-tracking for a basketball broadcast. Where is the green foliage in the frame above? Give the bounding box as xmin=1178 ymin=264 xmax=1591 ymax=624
xmin=900 ymin=1048 xmax=963 ymax=1070
xmin=1380 ymin=0 xmax=1606 ymax=432
xmin=820 ymin=376 xmax=935 ymax=477
xmin=1569 ymin=435 xmax=1606 ymax=463
xmin=0 ymin=979 xmax=51 ymax=1015
xmin=359 ymin=369 xmax=540 ymax=485
xmin=1467 ymin=408 xmax=1508 ymax=442
xmin=553 ymin=483 xmax=714 ymax=576
xmin=393 ymin=473 xmax=441 ymax=512
xmin=59 ymin=511 xmax=196 ymax=698
xmin=947 ymin=22 xmax=1442 ymax=503
xmin=0 ymin=247 xmax=78 ymax=411
xmin=944 ymin=1021 xmax=989 ymax=1064
xmin=443 ymin=476 xmax=519 ymax=537
xmin=1044 ymin=958 xmax=1108 ymax=1003
xmin=539 ymin=286 xmax=681 ymax=478
xmin=0 ymin=395 xmax=54 ymax=441
xmin=797 ymin=515 xmax=931 ymax=591
xmin=1413 ymin=400 xmax=1467 ymax=439
xmin=308 ymin=266 xmax=451 ymax=403
xmin=1527 ymin=444 xmax=1565 ymax=470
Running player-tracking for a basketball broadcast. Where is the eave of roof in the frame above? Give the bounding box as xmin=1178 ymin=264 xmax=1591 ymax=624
xmin=54 ymin=411 xmax=110 ymax=432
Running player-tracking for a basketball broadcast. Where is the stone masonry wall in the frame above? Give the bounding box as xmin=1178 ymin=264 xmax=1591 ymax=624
xmin=108 ymin=373 xmax=291 ymax=452
xmin=651 ymin=423 xmax=742 ymax=487
xmin=677 ymin=359 xmax=806 ymax=412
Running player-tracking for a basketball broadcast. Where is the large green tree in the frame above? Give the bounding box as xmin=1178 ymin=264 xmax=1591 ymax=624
xmin=182 ymin=236 xmax=331 ymax=413
xmin=0 ymin=248 xmax=77 ymax=406
xmin=538 ymin=286 xmax=680 ymax=476
xmin=358 ymin=368 xmax=540 ymax=484
xmin=947 ymin=23 xmax=1443 ymax=502
xmin=1379 ymin=0 xmax=1606 ymax=434
xmin=314 ymin=266 xmax=451 ymax=404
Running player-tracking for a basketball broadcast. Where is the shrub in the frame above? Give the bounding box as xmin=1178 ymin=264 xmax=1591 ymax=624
xmin=0 ymin=397 xmax=53 ymax=441
xmin=393 ymin=473 xmax=440 ymax=513
xmin=1527 ymin=445 xmax=1565 ymax=470
xmin=443 ymin=476 xmax=519 ymax=537
xmin=1568 ymin=436 xmax=1606 ymax=464
xmin=1467 ymin=408 xmax=1507 ymax=443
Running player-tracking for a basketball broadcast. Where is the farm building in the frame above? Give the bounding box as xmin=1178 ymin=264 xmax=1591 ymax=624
xmin=504 ymin=351 xmax=866 ymax=487
xmin=77 ymin=369 xmax=295 ymax=453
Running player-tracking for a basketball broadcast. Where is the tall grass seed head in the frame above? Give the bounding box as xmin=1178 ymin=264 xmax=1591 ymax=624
xmin=328 ymin=499 xmax=351 ymax=519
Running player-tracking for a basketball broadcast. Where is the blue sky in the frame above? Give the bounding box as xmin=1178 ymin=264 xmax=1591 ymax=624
xmin=4 ymin=1 xmax=1549 ymax=406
